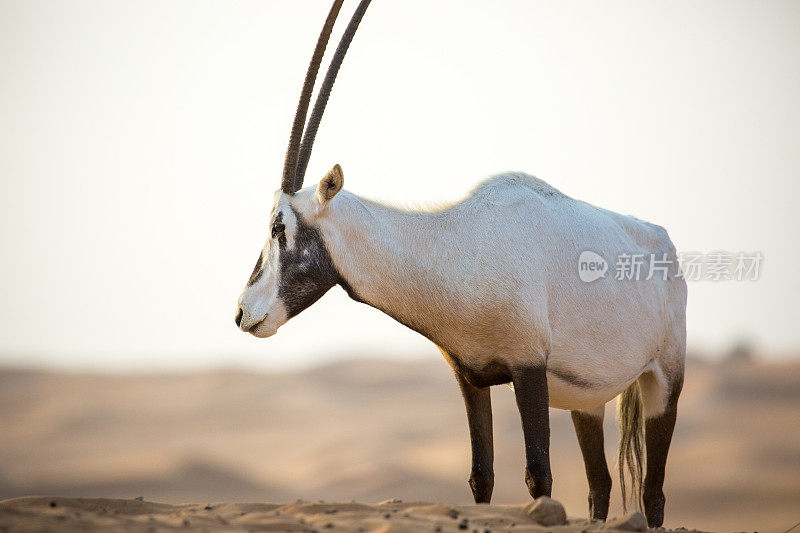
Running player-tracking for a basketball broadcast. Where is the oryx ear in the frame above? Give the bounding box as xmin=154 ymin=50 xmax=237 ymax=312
xmin=316 ymin=164 xmax=344 ymax=205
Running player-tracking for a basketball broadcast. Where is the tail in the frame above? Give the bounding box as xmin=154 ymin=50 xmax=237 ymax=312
xmin=617 ymin=380 xmax=644 ymax=513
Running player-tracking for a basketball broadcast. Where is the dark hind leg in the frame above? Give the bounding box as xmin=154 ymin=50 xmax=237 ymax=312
xmin=512 ymin=365 xmax=552 ymax=498
xmin=454 ymin=371 xmax=494 ymax=503
xmin=639 ymin=370 xmax=683 ymax=528
xmin=571 ymin=406 xmax=612 ymax=520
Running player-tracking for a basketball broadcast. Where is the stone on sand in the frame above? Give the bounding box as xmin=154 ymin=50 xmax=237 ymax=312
xmin=523 ymin=496 xmax=567 ymax=526
xmin=603 ymin=511 xmax=648 ymax=531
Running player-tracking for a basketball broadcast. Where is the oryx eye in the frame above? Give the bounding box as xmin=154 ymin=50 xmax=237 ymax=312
xmin=271 ymin=223 xmax=285 ymax=238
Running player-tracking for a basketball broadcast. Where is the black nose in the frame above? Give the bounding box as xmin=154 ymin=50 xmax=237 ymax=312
xmin=235 ymin=307 xmax=243 ymax=327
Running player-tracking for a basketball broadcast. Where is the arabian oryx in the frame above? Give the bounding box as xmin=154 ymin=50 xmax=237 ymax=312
xmin=235 ymin=1 xmax=686 ymax=528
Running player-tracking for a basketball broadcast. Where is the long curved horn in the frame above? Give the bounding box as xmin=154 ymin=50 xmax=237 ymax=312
xmin=281 ymin=0 xmax=344 ymax=194
xmin=294 ymin=0 xmax=372 ymax=191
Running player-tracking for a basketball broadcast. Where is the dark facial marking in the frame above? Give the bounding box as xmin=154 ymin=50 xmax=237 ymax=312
xmin=272 ymin=211 xmax=287 ymax=247
xmin=248 ymin=212 xmax=289 ymax=287
xmin=247 ymin=252 xmax=264 ymax=286
xmin=277 ymin=207 xmax=339 ymax=318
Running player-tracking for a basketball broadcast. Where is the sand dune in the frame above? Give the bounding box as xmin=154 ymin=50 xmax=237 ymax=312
xmin=0 ymin=357 xmax=798 ymax=531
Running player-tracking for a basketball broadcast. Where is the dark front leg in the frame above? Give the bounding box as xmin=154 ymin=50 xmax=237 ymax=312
xmin=512 ymin=365 xmax=552 ymax=499
xmin=454 ymin=371 xmax=494 ymax=503
xmin=571 ymin=408 xmax=612 ymax=520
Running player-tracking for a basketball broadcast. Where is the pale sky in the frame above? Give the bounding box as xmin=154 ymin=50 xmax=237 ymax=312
xmin=1 ymin=0 xmax=798 ymax=370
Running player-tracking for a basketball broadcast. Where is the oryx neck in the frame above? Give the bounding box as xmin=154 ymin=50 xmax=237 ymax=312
xmin=321 ymin=192 xmax=453 ymax=325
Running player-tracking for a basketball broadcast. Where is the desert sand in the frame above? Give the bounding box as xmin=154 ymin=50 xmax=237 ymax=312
xmin=0 ymin=357 xmax=798 ymax=531
xmin=0 ymin=495 xmax=703 ymax=532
